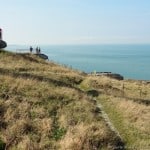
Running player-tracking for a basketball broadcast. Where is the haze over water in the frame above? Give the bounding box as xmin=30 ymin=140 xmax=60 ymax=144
xmin=7 ymin=44 xmax=150 ymax=80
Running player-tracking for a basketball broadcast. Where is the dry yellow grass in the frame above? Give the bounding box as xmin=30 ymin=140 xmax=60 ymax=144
xmin=80 ymin=75 xmax=150 ymax=149
xmin=59 ymin=122 xmax=111 ymax=150
xmin=0 ymin=50 xmax=121 ymax=150
xmin=98 ymin=95 xmax=150 ymax=149
xmin=81 ymin=76 xmax=150 ymax=100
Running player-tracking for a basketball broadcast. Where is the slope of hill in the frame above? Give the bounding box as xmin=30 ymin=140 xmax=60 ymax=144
xmin=0 ymin=50 xmax=149 ymax=150
xmin=80 ymin=76 xmax=150 ymax=149
xmin=0 ymin=50 xmax=124 ymax=150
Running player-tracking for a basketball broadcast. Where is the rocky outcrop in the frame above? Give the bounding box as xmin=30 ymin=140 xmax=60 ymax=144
xmin=106 ymin=73 xmax=124 ymax=80
xmin=35 ymin=53 xmax=49 ymax=60
xmin=90 ymin=72 xmax=124 ymax=80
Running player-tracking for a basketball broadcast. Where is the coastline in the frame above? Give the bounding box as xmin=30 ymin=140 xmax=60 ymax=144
xmin=5 ymin=44 xmax=150 ymax=81
xmin=0 ymin=50 xmax=149 ymax=149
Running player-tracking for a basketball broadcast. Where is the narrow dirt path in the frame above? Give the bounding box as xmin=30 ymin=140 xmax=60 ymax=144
xmin=90 ymin=96 xmax=125 ymax=150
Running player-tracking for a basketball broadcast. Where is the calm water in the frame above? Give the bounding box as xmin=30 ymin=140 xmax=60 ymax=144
xmin=6 ymin=44 xmax=150 ymax=80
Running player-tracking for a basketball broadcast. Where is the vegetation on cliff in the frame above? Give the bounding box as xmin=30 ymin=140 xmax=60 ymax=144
xmin=0 ymin=50 xmax=149 ymax=150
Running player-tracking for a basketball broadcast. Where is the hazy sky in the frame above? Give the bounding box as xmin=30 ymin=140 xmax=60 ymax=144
xmin=1 ymin=0 xmax=150 ymax=45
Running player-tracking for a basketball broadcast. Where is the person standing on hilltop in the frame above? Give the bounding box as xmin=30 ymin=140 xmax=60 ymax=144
xmin=36 ymin=47 xmax=39 ymax=54
xmin=38 ymin=47 xmax=41 ymax=53
xmin=35 ymin=47 xmax=41 ymax=54
xmin=30 ymin=46 xmax=33 ymax=53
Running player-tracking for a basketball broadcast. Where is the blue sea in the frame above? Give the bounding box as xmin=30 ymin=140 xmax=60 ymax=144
xmin=6 ymin=44 xmax=150 ymax=80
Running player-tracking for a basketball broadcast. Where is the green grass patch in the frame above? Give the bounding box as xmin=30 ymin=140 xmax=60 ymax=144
xmin=98 ymin=95 xmax=150 ymax=149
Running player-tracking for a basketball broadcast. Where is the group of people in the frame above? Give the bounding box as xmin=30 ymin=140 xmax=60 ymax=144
xmin=30 ymin=46 xmax=41 ymax=54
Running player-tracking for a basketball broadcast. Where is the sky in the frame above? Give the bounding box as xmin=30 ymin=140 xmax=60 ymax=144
xmin=1 ymin=0 xmax=150 ymax=45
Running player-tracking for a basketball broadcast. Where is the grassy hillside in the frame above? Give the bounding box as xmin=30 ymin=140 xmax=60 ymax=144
xmin=0 ymin=50 xmax=123 ymax=150
xmin=0 ymin=50 xmax=149 ymax=150
xmin=80 ymin=76 xmax=150 ymax=149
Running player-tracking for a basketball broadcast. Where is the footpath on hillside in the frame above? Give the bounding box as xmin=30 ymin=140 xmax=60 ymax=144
xmin=80 ymin=76 xmax=150 ymax=149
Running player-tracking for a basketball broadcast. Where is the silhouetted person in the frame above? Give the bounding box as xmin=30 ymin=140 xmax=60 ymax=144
xmin=30 ymin=46 xmax=33 ymax=53
xmin=38 ymin=47 xmax=41 ymax=53
xmin=36 ymin=47 xmax=39 ymax=54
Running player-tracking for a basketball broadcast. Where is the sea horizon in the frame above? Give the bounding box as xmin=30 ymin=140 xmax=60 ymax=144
xmin=6 ymin=44 xmax=150 ymax=81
